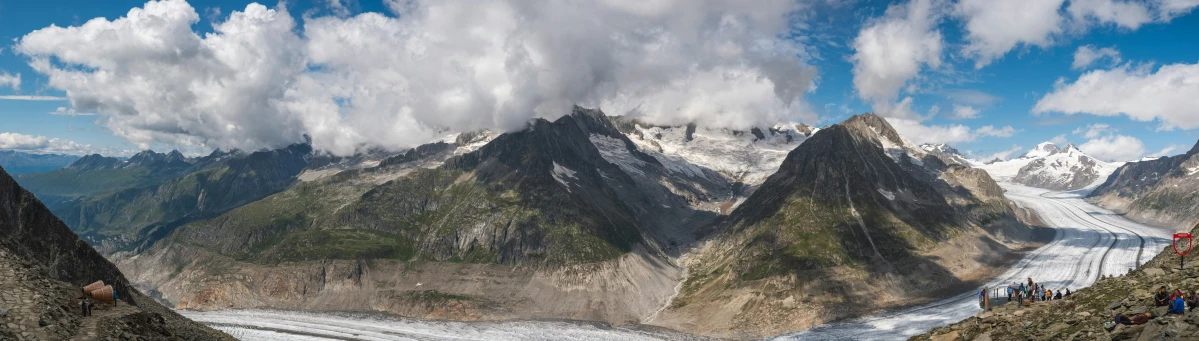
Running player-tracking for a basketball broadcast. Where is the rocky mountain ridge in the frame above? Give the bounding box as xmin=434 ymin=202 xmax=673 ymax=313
xmin=0 ymin=164 xmax=231 ymax=340
xmin=1088 ymin=139 xmax=1199 ymax=230
xmin=648 ymin=114 xmax=1035 ymax=338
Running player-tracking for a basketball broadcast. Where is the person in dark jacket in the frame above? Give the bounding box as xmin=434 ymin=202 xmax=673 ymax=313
xmin=79 ymin=300 xmax=86 ymax=317
xmin=1156 ymin=286 xmax=1171 ymax=306
xmin=1065 ymin=288 xmax=1072 ymax=297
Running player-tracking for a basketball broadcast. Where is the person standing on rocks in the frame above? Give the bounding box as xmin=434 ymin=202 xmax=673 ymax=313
xmin=79 ymin=300 xmax=87 ymax=317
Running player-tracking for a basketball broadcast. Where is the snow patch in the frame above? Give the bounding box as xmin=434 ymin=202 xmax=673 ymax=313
xmin=878 ymin=189 xmax=896 ymax=201
xmin=624 ymin=123 xmax=809 ymax=185
xmin=551 ymin=162 xmax=578 ymax=191
xmin=589 ymin=134 xmax=648 ymax=177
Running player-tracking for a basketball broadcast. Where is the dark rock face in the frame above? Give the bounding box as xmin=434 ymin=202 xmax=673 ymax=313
xmin=0 ymin=166 xmax=137 ymax=303
xmin=338 ymin=106 xmax=705 ymax=265
xmin=1089 ymin=139 xmax=1199 ymax=228
xmin=0 ymin=164 xmax=231 ymax=340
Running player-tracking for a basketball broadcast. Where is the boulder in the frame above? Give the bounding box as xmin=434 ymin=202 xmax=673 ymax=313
xmin=930 ymin=330 xmax=961 ymax=341
xmin=1145 ymin=268 xmax=1166 ymax=277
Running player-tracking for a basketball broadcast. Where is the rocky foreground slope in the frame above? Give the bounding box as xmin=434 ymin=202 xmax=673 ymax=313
xmin=913 ymin=227 xmax=1199 ymax=341
xmin=0 ymin=165 xmax=231 ymax=340
xmin=1089 ymin=140 xmax=1199 ymax=230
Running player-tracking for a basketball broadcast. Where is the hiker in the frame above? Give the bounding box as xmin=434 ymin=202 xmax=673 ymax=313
xmin=1113 ymin=313 xmax=1134 ymax=325
xmin=1132 ymin=312 xmax=1155 ymax=325
xmin=1188 ymin=291 xmax=1199 ymax=312
xmin=978 ymin=289 xmax=986 ymax=309
xmin=86 ymin=300 xmax=93 ymax=316
xmin=79 ymin=300 xmax=87 ymax=317
xmin=1170 ymin=295 xmax=1187 ymax=315
xmin=1156 ymin=286 xmax=1171 ymax=306
xmin=1055 ymin=290 xmax=1062 ymax=300
xmin=1065 ymin=288 xmax=1072 ymax=297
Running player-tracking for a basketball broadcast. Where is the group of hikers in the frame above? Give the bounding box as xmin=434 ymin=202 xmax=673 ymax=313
xmin=1107 ymin=285 xmax=1198 ymax=330
xmin=1003 ymin=277 xmax=1071 ymax=305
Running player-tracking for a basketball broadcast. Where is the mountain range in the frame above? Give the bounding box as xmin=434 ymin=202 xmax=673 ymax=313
xmin=0 ymin=150 xmax=80 ymax=174
xmin=15 ymin=107 xmax=1184 ymax=339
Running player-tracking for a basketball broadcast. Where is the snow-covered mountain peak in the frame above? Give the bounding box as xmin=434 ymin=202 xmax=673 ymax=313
xmin=1023 ymin=142 xmax=1062 ymax=159
xmin=619 ymin=119 xmax=816 ymax=186
xmin=981 ymin=140 xmax=1120 ymax=191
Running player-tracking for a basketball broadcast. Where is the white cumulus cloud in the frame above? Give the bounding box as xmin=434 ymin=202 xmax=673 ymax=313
xmin=886 ymin=116 xmax=1017 ymax=145
xmin=956 ymin=0 xmax=1198 ymax=68
xmin=16 ymin=0 xmax=818 ymax=156
xmin=1033 ymin=62 xmax=1199 ymax=130
xmin=1078 ymin=134 xmax=1146 ymax=162
xmin=951 ymin=104 xmax=979 ymax=119
xmin=955 ymin=0 xmax=1066 ymax=68
xmin=0 ymin=133 xmax=95 ymax=155
xmin=0 ymin=72 xmax=18 ymax=90
xmin=1072 ymin=45 xmax=1122 ymax=70
xmin=851 ymin=0 xmax=944 ymax=117
xmin=1072 ymin=123 xmax=1112 ymax=138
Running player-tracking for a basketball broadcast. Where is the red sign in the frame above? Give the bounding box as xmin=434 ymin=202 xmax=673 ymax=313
xmin=1174 ymin=233 xmax=1193 ymax=257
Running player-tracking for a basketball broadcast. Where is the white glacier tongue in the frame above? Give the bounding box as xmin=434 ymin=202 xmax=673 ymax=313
xmin=180 ymin=310 xmax=703 ymax=341
xmin=624 ymin=123 xmax=814 ymax=186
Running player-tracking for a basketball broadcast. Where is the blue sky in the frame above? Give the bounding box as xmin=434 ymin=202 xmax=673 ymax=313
xmin=0 ymin=0 xmax=1196 ymax=162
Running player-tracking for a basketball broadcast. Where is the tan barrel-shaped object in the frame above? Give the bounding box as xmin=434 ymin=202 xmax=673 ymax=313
xmin=82 ymin=281 xmax=105 ymax=296
xmin=91 ymin=285 xmax=114 ymax=304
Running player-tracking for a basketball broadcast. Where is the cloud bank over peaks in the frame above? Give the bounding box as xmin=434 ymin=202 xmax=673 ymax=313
xmin=16 ymin=0 xmax=818 ymax=156
xmin=0 ymin=132 xmax=96 ymax=155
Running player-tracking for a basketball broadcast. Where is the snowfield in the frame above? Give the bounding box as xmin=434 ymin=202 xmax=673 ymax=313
xmin=182 ymin=184 xmax=1173 ymax=341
